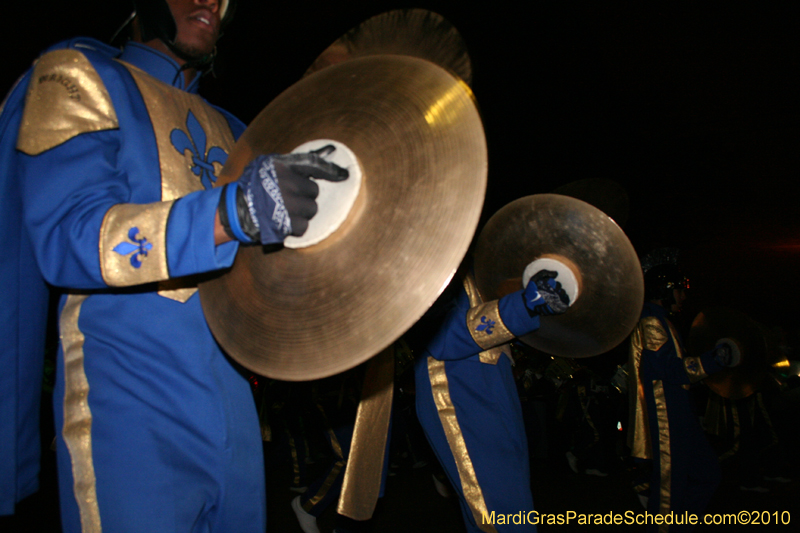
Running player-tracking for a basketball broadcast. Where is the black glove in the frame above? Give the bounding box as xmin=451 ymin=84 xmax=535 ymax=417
xmin=220 ymin=145 xmax=349 ymax=245
xmin=523 ymin=269 xmax=570 ymax=316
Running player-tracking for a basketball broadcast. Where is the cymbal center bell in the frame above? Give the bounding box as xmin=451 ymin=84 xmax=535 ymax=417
xmin=522 ymin=254 xmax=582 ymax=306
xmin=283 ymin=139 xmax=363 ymax=249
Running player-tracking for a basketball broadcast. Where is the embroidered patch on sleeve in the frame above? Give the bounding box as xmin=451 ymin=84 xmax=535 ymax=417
xmin=683 ymin=356 xmax=708 ymax=383
xmin=17 ymin=49 xmax=118 ymax=155
xmin=100 ymin=202 xmax=173 ymax=286
xmin=466 ymin=301 xmax=514 ymax=350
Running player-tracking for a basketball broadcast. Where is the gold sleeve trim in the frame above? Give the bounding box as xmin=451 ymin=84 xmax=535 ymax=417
xmin=653 ymin=379 xmax=672 ymax=531
xmin=60 ymin=294 xmax=102 ymax=533
xmin=464 ymin=274 xmax=514 ymax=358
xmin=627 ymin=321 xmax=652 ymax=459
xmin=99 ymin=202 xmax=173 ymax=287
xmin=466 ymin=301 xmax=515 ymax=350
xmin=338 ymin=347 xmax=395 ymax=520
xmin=641 ymin=316 xmax=669 ymax=352
xmin=18 ymin=49 xmax=118 ymax=156
xmin=682 ymin=356 xmax=708 ymax=383
xmin=427 ymin=356 xmax=497 ymax=533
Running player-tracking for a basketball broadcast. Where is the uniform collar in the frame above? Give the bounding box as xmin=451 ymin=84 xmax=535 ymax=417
xmin=119 ymin=41 xmax=201 ymax=93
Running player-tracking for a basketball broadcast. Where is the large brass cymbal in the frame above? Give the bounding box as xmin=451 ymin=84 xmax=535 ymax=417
xmin=304 ymin=9 xmax=472 ymax=86
xmin=473 ymin=194 xmax=644 ymax=358
xmin=689 ymin=307 xmax=767 ymax=399
xmin=200 ymin=56 xmax=487 ymax=381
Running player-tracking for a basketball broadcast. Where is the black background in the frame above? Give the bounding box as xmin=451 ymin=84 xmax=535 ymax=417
xmin=5 ymin=1 xmax=799 ymax=341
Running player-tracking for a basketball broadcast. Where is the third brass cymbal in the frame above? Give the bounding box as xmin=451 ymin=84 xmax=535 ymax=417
xmin=473 ymin=194 xmax=644 ymax=358
xmin=689 ymin=307 xmax=767 ymax=399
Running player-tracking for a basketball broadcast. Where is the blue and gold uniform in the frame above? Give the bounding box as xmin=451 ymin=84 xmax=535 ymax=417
xmin=628 ymin=302 xmax=723 ymax=532
xmin=1 ymin=38 xmax=265 ymax=532
xmin=415 ymin=273 xmax=540 ymax=533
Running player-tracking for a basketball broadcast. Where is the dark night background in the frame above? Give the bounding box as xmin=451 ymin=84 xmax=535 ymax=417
xmin=2 ymin=2 xmax=799 ymax=531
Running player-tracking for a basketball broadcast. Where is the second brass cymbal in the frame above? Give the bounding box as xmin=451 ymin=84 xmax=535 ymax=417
xmin=473 ymin=194 xmax=644 ymax=358
xmin=200 ymin=56 xmax=487 ymax=381
xmin=304 ymin=9 xmax=472 ymax=85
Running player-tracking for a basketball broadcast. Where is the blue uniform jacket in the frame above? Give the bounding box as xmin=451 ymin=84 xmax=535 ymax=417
xmin=2 ymin=37 xmax=265 ymax=532
xmin=415 ymin=273 xmax=540 ymax=533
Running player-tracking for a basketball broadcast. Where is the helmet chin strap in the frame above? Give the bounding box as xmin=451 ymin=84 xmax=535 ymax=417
xmin=167 ymin=40 xmax=221 ymax=85
xmin=119 ymin=1 xmax=235 ymax=79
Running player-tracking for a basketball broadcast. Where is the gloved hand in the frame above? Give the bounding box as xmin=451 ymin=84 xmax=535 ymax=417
xmin=713 ymin=338 xmax=741 ymax=367
xmin=220 ymin=145 xmax=349 ymax=245
xmin=523 ymin=269 xmax=570 ymax=316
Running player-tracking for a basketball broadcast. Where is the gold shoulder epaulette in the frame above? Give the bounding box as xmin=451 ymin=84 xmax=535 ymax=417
xmin=17 ymin=49 xmax=118 ymax=155
xmin=640 ymin=315 xmax=669 ymax=352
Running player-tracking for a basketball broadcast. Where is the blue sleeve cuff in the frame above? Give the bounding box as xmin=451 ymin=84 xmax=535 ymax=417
xmin=223 ymin=182 xmax=252 ymax=243
xmin=498 ymin=290 xmax=541 ymax=337
xmin=166 ymin=187 xmax=239 ymax=277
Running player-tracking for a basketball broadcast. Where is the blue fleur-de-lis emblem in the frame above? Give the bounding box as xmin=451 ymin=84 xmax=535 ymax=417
xmin=113 ymin=227 xmax=153 ymax=269
xmin=170 ymin=110 xmax=228 ymax=190
xmin=476 ymin=316 xmax=495 ymax=335
xmin=686 ymin=359 xmax=698 ymax=373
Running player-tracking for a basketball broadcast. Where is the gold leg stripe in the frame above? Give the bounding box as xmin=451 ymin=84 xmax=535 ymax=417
xmin=428 ymin=357 xmax=496 ymax=533
xmin=60 ymin=294 xmax=102 ymax=533
xmin=653 ymin=380 xmax=671 ymax=533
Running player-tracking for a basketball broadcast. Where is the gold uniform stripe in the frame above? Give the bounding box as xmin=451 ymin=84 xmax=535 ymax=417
xmin=123 ymin=63 xmax=234 ymax=205
xmin=122 ymin=62 xmax=236 ymax=303
xmin=60 ymin=294 xmax=102 ymax=533
xmin=99 ymin=201 xmax=174 ymax=287
xmin=666 ymin=322 xmax=684 ymax=359
xmin=628 ymin=315 xmax=685 ymax=460
xmin=463 ymin=272 xmax=484 ymax=307
xmin=628 ymin=321 xmax=651 ymax=459
xmin=653 ymin=379 xmax=671 ymax=533
xmin=287 ymin=430 xmax=301 ymax=487
xmin=641 ymin=316 xmax=668 ymax=352
xmin=427 ymin=356 xmax=496 ymax=533
xmin=18 ymin=49 xmax=118 ymax=156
